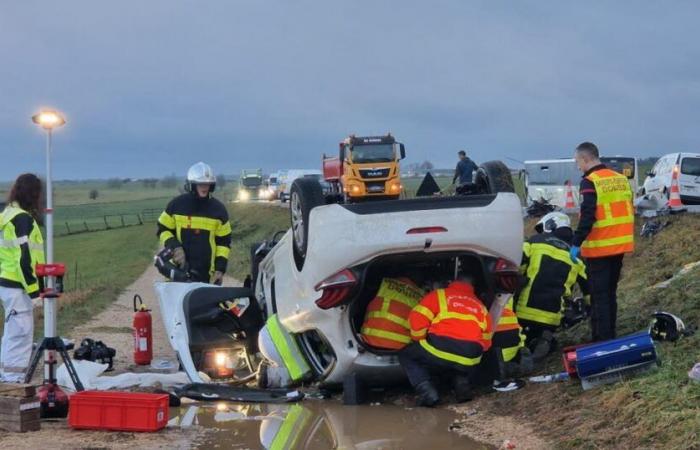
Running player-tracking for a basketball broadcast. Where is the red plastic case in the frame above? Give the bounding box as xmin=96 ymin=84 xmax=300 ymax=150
xmin=68 ymin=391 xmax=169 ymax=432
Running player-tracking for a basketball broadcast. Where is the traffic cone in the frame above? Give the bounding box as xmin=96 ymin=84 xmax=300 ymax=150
xmin=667 ymin=165 xmax=686 ymax=212
xmin=564 ymin=180 xmax=576 ymax=211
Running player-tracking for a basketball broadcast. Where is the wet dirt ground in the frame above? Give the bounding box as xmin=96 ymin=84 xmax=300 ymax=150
xmin=0 ymin=266 xmax=514 ymax=449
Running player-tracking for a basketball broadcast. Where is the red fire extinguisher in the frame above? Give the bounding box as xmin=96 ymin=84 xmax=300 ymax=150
xmin=133 ymin=294 xmax=152 ymax=365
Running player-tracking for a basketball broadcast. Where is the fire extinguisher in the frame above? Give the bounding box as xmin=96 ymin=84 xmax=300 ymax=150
xmin=133 ymin=294 xmax=152 ymax=365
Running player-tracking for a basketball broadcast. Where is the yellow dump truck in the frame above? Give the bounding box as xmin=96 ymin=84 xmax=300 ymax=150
xmin=322 ymin=134 xmax=406 ymax=202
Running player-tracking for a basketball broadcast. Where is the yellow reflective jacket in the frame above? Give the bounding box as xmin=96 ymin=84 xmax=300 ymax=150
xmin=0 ymin=203 xmax=45 ymax=297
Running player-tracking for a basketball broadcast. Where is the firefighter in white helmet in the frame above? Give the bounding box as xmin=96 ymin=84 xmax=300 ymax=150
xmin=515 ymin=212 xmax=588 ymax=361
xmin=157 ymin=162 xmax=232 ymax=284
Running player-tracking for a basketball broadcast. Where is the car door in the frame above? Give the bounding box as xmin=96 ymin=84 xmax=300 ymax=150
xmin=679 ymin=155 xmax=700 ymax=200
xmin=645 ymin=157 xmax=665 ymax=194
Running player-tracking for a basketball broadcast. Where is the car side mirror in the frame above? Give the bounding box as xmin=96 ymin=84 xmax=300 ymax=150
xmin=646 ymin=171 xmax=655 ymax=178
xmin=399 ymin=143 xmax=406 ymax=159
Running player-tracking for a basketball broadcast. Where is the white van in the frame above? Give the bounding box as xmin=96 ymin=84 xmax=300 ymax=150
xmin=642 ymin=153 xmax=700 ymax=205
xmin=523 ymin=159 xmax=581 ymax=208
xmin=279 ymin=169 xmax=322 ymax=202
xmin=524 ymin=156 xmax=639 ymax=209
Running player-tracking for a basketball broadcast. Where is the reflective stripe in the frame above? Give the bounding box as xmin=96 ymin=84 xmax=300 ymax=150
xmin=413 ymin=304 xmax=435 ymax=322
xmin=582 ymin=234 xmax=634 ymax=248
xmin=516 ymin=305 xmax=562 ymax=326
xmin=436 ymin=312 xmax=480 ymax=323
xmin=159 ymin=230 xmax=175 ymax=246
xmin=216 ymin=221 xmax=232 ymax=237
xmin=0 ymin=236 xmax=29 ymax=247
xmin=173 ymin=214 xmax=221 ymax=231
xmin=437 ymin=289 xmax=448 ymax=312
xmin=270 ymin=405 xmax=312 ymax=450
xmin=501 ymin=345 xmax=521 ymax=363
xmin=360 ymin=327 xmax=411 ymax=344
xmin=215 ymin=245 xmax=231 ymax=259
xmin=158 ymin=212 xmax=175 ymax=229
xmin=266 ymin=315 xmax=310 ymax=381
xmin=366 ymin=311 xmax=410 ymax=328
xmin=411 ymin=329 xmax=427 ymax=338
xmin=498 ymin=316 xmax=519 ymax=325
xmin=419 ymin=339 xmax=482 ymax=367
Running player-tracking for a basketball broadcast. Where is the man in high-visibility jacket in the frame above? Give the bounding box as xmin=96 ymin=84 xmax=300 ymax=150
xmin=399 ymin=273 xmax=492 ymax=407
xmin=571 ymin=142 xmax=634 ymax=341
xmin=0 ymin=174 xmax=45 ymax=382
xmin=360 ymin=278 xmax=424 ymax=350
xmin=157 ymin=162 xmax=232 ymax=284
xmin=517 ymin=212 xmax=588 ymax=360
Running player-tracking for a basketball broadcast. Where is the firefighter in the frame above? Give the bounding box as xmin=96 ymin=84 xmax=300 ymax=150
xmin=491 ymin=297 xmax=529 ymax=386
xmin=360 ymin=278 xmax=424 ymax=351
xmin=0 ymin=174 xmax=45 ymax=383
xmin=571 ymin=142 xmax=634 ymax=342
xmin=399 ymin=269 xmax=492 ymax=407
xmin=157 ymin=162 xmax=232 ymax=284
xmin=516 ymin=212 xmax=588 ymax=360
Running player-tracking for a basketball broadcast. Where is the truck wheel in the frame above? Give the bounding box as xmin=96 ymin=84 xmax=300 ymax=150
xmin=290 ymin=178 xmax=325 ymax=270
xmin=475 ymin=161 xmax=515 ymax=194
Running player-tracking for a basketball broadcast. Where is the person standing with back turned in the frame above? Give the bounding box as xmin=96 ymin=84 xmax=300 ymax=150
xmin=570 ymin=142 xmax=634 ymax=342
xmin=453 ymin=150 xmax=478 ymax=186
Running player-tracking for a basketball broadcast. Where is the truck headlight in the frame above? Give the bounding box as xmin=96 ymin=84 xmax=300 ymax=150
xmin=239 ymin=190 xmax=250 ymax=201
xmin=390 ymin=182 xmax=402 ymax=192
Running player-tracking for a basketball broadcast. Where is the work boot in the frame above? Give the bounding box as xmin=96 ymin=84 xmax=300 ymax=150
xmin=453 ymin=375 xmax=473 ymax=403
xmin=415 ymin=381 xmax=439 ymax=407
xmin=518 ymin=347 xmax=534 ymax=375
xmin=531 ymin=330 xmax=554 ymax=362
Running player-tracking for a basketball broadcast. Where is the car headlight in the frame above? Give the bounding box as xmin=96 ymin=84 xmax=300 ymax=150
xmin=239 ymin=190 xmax=250 ymax=201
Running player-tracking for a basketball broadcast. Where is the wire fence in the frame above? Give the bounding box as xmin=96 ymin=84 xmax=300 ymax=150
xmin=54 ymin=209 xmax=161 ymax=237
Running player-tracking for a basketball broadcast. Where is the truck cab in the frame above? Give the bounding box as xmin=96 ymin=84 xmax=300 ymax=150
xmin=323 ymin=134 xmax=406 ymax=202
xmin=238 ymin=169 xmax=264 ymax=202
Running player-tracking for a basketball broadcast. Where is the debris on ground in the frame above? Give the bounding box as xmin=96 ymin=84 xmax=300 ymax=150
xmin=650 ymin=260 xmax=700 ymax=289
xmin=526 ymin=199 xmax=559 ymax=218
xmin=175 ymin=382 xmax=304 ymax=403
xmin=640 ymin=219 xmax=670 ymax=238
xmin=689 ymin=363 xmax=700 ymax=383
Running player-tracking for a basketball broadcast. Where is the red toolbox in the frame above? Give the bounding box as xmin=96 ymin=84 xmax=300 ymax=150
xmin=562 ymin=344 xmax=585 ymax=378
xmin=68 ymin=391 xmax=169 ymax=432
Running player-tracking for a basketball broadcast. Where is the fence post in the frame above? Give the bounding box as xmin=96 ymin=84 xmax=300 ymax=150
xmin=121 ymin=215 xmax=125 ymax=227
xmin=65 ymin=222 xmax=71 ymax=235
xmin=74 ymin=261 xmax=78 ymax=291
xmin=137 ymin=214 xmax=143 ymax=225
xmin=84 ymin=221 xmax=89 ymax=232
xmin=104 ymin=216 xmax=109 ymax=230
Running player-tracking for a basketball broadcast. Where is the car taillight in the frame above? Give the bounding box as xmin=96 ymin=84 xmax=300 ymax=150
xmin=406 ymin=226 xmax=448 ymax=234
xmin=493 ymin=258 xmax=520 ymax=293
xmin=314 ymin=269 xmax=357 ymax=309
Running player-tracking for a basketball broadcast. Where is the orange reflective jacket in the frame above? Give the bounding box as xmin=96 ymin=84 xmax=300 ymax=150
xmin=361 ymin=278 xmax=424 ymax=350
xmin=409 ymin=281 xmax=492 ymax=352
xmin=581 ymin=168 xmax=634 ymax=258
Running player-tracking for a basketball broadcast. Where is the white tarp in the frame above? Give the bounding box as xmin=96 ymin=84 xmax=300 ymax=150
xmin=57 ymin=359 xmax=189 ymax=391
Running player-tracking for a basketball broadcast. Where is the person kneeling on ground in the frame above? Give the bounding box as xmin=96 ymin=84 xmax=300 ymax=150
xmin=399 ymin=268 xmax=493 ymax=407
xmin=360 ymin=278 xmax=425 ymax=351
xmin=516 ymin=212 xmax=588 ymax=361
xmin=490 ymin=297 xmax=531 ymax=391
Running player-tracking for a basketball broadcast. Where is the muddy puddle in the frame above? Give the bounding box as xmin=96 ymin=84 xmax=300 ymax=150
xmin=170 ymin=400 xmax=490 ymax=449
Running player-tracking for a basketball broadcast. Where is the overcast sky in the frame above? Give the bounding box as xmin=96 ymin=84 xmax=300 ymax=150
xmin=1 ymin=1 xmax=699 ymax=181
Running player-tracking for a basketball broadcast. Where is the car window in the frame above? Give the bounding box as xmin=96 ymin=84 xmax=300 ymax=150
xmin=681 ymin=157 xmax=700 ymax=176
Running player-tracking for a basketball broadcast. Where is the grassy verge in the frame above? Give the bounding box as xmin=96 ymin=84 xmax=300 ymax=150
xmin=470 ymin=214 xmax=700 ymax=449
xmin=0 ymin=223 xmax=157 ymax=341
xmin=225 ymin=203 xmax=289 ymax=280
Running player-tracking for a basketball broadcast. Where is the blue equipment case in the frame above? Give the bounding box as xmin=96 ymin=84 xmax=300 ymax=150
xmin=575 ymin=330 xmax=659 ymax=390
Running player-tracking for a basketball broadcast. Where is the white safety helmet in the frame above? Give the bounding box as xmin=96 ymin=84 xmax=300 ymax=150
xmin=535 ymin=212 xmax=571 ymax=234
xmin=186 ymin=162 xmax=217 ymax=193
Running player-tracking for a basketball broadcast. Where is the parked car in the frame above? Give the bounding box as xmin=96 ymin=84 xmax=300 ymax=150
xmin=642 ymin=152 xmax=700 ymax=205
xmin=251 ymin=161 xmax=524 ymax=387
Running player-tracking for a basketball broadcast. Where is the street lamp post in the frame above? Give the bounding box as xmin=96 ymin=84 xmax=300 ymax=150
xmin=25 ymin=110 xmax=83 ymax=418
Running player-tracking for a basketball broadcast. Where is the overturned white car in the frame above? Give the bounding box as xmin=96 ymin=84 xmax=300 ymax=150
xmin=252 ymin=161 xmax=524 ymax=387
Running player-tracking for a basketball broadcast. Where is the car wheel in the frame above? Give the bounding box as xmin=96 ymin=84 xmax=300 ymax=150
xmin=475 ymin=160 xmax=515 ymax=194
xmin=290 ymin=178 xmax=325 ymax=270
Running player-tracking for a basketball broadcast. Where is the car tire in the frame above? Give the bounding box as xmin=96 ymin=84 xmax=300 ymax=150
xmin=290 ymin=178 xmax=325 ymax=270
xmin=475 ymin=160 xmax=516 ymax=194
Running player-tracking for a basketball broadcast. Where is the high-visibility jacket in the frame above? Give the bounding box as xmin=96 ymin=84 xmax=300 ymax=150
xmin=581 ymin=168 xmax=634 ymax=258
xmin=266 ymin=404 xmax=314 ymax=450
xmin=157 ymin=194 xmax=232 ymax=282
xmin=360 ymin=278 xmax=424 ymax=350
xmin=493 ymin=298 xmax=526 ymax=363
xmin=0 ymin=203 xmax=45 ymax=298
xmin=265 ymin=314 xmax=311 ymax=382
xmin=517 ymin=234 xmax=588 ymax=327
xmin=409 ymin=281 xmax=492 ymax=367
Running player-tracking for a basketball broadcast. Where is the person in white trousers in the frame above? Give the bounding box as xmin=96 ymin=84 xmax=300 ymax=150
xmin=0 ymin=174 xmax=45 ymax=383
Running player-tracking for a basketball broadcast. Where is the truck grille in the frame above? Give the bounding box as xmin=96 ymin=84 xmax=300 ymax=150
xmin=365 ymin=182 xmax=385 ymax=194
xmin=359 ymin=168 xmax=390 ymax=179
